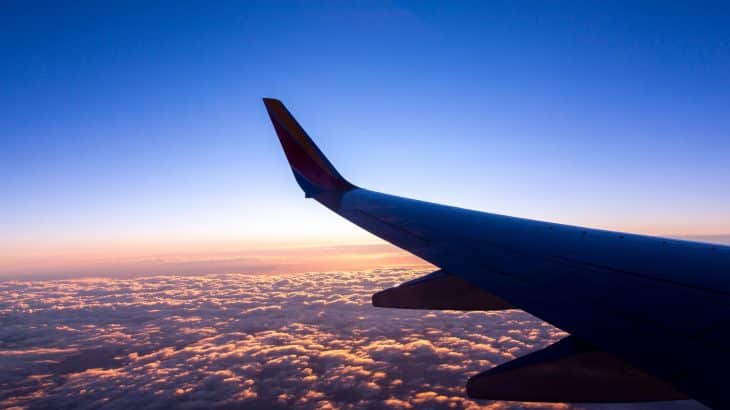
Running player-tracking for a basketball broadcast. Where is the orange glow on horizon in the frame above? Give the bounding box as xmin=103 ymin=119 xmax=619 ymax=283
xmin=2 ymin=228 xmax=727 ymax=280
xmin=0 ymin=240 xmax=431 ymax=280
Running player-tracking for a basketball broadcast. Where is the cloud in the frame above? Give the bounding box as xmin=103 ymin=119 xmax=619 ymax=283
xmin=0 ymin=268 xmax=707 ymax=409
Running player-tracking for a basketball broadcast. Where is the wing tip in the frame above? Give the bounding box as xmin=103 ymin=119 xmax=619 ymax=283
xmin=262 ymin=97 xmax=354 ymax=195
xmin=262 ymin=97 xmax=282 ymax=107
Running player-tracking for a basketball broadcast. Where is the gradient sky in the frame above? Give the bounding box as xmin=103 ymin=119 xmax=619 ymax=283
xmin=2 ymin=1 xmax=730 ymax=277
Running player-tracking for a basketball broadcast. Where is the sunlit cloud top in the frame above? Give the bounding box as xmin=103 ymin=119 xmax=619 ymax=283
xmin=0 ymin=268 xmax=706 ymax=409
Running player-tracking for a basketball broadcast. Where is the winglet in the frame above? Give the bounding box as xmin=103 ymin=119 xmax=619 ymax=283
xmin=263 ymin=98 xmax=354 ymax=196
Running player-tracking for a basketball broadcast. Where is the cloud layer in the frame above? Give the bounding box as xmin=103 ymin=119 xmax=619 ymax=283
xmin=0 ymin=268 xmax=705 ymax=409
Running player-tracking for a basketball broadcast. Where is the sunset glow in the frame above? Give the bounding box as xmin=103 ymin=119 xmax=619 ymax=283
xmin=0 ymin=240 xmax=427 ymax=279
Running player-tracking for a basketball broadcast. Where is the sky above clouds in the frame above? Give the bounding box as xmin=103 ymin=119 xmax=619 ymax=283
xmin=2 ymin=1 xmax=730 ymax=278
xmin=0 ymin=268 xmax=708 ymax=409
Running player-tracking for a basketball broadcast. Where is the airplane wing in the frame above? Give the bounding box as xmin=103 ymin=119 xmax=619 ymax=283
xmin=262 ymin=98 xmax=730 ymax=408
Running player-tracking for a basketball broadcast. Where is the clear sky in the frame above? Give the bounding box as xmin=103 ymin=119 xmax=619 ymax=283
xmin=2 ymin=1 xmax=729 ymax=277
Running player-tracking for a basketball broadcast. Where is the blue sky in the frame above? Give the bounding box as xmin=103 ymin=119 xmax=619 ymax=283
xmin=2 ymin=1 xmax=729 ymax=275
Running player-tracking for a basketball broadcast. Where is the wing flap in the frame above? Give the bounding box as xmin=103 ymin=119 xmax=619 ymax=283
xmin=372 ymin=270 xmax=513 ymax=311
xmin=466 ymin=336 xmax=688 ymax=403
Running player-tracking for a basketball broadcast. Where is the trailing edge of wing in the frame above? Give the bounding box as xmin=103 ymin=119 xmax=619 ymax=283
xmin=263 ymin=98 xmax=354 ymax=196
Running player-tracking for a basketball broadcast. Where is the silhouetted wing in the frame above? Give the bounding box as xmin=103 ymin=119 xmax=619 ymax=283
xmin=263 ymin=98 xmax=730 ymax=408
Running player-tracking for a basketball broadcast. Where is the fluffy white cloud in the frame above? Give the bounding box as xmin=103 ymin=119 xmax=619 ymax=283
xmin=0 ymin=269 xmax=706 ymax=409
